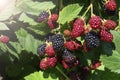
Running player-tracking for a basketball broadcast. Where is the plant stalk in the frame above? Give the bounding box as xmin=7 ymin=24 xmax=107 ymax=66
xmin=82 ymin=4 xmax=91 ymax=18
xmin=56 ymin=66 xmax=70 ymax=80
xmin=58 ymin=0 xmax=63 ymax=11
xmin=91 ymin=0 xmax=94 ymax=16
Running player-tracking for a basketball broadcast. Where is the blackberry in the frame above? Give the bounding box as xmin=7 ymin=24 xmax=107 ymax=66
xmin=37 ymin=11 xmax=49 ymax=22
xmin=37 ymin=44 xmax=46 ymax=56
xmin=105 ymin=0 xmax=116 ymax=11
xmin=100 ymin=29 xmax=113 ymax=42
xmin=50 ymin=14 xmax=59 ymax=21
xmin=39 ymin=58 xmax=49 ymax=70
xmin=89 ymin=16 xmax=102 ymax=29
xmin=104 ymin=20 xmax=117 ymax=30
xmin=103 ymin=0 xmax=116 ymax=16
xmin=62 ymin=49 xmax=76 ymax=65
xmin=0 ymin=35 xmax=10 ymax=43
xmin=48 ymin=57 xmax=57 ymax=67
xmin=85 ymin=31 xmax=100 ymax=48
xmin=47 ymin=19 xmax=58 ymax=29
xmin=51 ymin=34 xmax=64 ymax=52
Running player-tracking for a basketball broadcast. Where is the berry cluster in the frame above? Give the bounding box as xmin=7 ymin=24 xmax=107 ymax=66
xmin=37 ymin=0 xmax=117 ymax=79
xmin=37 ymin=33 xmax=80 ymax=70
xmin=37 ymin=14 xmax=117 ymax=79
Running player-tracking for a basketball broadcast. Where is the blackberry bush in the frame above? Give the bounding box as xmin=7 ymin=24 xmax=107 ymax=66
xmin=0 ymin=0 xmax=120 ymax=80
xmin=36 ymin=0 xmax=120 ymax=80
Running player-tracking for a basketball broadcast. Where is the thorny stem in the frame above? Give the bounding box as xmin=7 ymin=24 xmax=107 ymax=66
xmin=56 ymin=66 xmax=70 ymax=80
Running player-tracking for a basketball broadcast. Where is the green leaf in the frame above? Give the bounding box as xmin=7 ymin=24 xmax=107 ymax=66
xmin=111 ymin=31 xmax=120 ymax=53
xmin=24 ymin=71 xmax=59 ymax=80
xmin=91 ymin=69 xmax=120 ymax=80
xmin=15 ymin=28 xmax=42 ymax=54
xmin=0 ymin=22 xmax=9 ymax=30
xmin=6 ymin=64 xmax=22 ymax=77
xmin=9 ymin=42 xmax=22 ymax=54
xmin=5 ymin=44 xmax=19 ymax=59
xmin=101 ymin=42 xmax=114 ymax=55
xmin=100 ymin=31 xmax=120 ymax=73
xmin=58 ymin=4 xmax=82 ymax=24
xmin=19 ymin=13 xmax=38 ymax=25
xmin=28 ymin=22 xmax=51 ymax=36
xmin=16 ymin=0 xmax=55 ymax=15
xmin=101 ymin=51 xmax=120 ymax=73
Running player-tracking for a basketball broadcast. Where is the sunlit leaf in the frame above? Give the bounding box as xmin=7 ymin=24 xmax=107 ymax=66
xmin=58 ymin=4 xmax=82 ymax=24
xmin=0 ymin=22 xmax=9 ymax=30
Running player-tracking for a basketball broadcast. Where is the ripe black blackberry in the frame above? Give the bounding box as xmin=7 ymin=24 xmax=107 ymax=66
xmin=51 ymin=34 xmax=64 ymax=52
xmin=37 ymin=44 xmax=46 ymax=56
xmin=62 ymin=49 xmax=76 ymax=65
xmin=85 ymin=31 xmax=100 ymax=48
xmin=37 ymin=11 xmax=49 ymax=22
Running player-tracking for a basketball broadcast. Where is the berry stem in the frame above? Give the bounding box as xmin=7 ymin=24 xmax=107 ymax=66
xmin=56 ymin=66 xmax=70 ymax=80
xmin=90 ymin=0 xmax=94 ymax=17
xmin=118 ymin=8 xmax=120 ymax=28
xmin=82 ymin=4 xmax=91 ymax=18
xmin=59 ymin=0 xmax=63 ymax=11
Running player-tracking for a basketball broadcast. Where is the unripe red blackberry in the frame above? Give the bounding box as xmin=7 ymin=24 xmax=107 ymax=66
xmin=73 ymin=18 xmax=84 ymax=27
xmin=48 ymin=57 xmax=57 ymax=67
xmin=47 ymin=19 xmax=58 ymax=29
xmin=104 ymin=0 xmax=117 ymax=15
xmin=63 ymin=30 xmax=71 ymax=36
xmin=64 ymin=40 xmax=82 ymax=51
xmin=89 ymin=16 xmax=102 ymax=29
xmin=45 ymin=45 xmax=55 ymax=57
xmin=62 ymin=60 xmax=70 ymax=69
xmin=0 ymin=35 xmax=10 ymax=43
xmin=104 ymin=20 xmax=117 ymax=30
xmin=39 ymin=58 xmax=49 ymax=70
xmin=74 ymin=40 xmax=82 ymax=50
xmin=50 ymin=14 xmax=59 ymax=21
xmin=64 ymin=41 xmax=75 ymax=51
xmin=105 ymin=0 xmax=117 ymax=11
xmin=71 ymin=18 xmax=85 ymax=38
xmin=100 ymin=29 xmax=113 ymax=42
xmin=47 ymin=14 xmax=59 ymax=29
xmin=71 ymin=25 xmax=84 ymax=38
xmin=90 ymin=61 xmax=101 ymax=70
